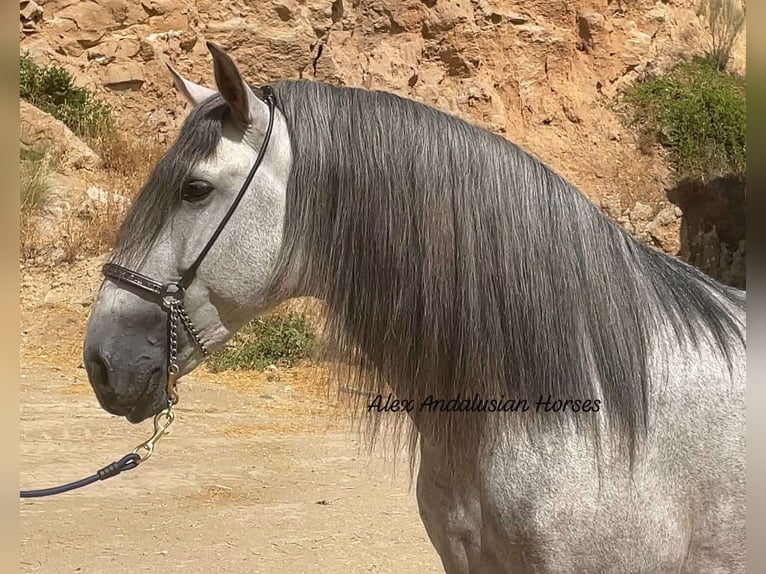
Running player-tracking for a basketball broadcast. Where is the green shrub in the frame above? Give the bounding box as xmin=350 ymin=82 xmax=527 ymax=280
xmin=621 ymin=57 xmax=746 ymax=182
xmin=20 ymin=54 xmax=113 ymax=141
xmin=207 ymin=312 xmax=318 ymax=372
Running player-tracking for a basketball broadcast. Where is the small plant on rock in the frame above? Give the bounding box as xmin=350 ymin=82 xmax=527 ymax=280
xmin=621 ymin=57 xmax=745 ymax=183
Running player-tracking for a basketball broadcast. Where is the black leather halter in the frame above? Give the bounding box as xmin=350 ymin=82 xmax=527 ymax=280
xmin=102 ymin=86 xmax=276 ymax=406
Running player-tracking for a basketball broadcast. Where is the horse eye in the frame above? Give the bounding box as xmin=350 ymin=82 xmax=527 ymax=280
xmin=182 ymin=180 xmax=214 ymax=202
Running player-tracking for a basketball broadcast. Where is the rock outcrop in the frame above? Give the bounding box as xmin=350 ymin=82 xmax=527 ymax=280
xmin=20 ymin=100 xmax=102 ymax=172
xmin=19 ymin=0 xmax=747 ymax=285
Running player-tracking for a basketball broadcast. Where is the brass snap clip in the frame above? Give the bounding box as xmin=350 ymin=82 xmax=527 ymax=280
xmin=132 ymin=408 xmax=175 ymax=464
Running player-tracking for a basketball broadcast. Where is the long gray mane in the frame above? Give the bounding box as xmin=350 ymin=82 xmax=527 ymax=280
xmin=116 ymin=79 xmax=746 ymax=470
xmin=269 ymin=80 xmax=745 ymax=467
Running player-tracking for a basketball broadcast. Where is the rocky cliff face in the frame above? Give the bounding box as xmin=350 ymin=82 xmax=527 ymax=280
xmin=19 ymin=0 xmax=746 ymax=284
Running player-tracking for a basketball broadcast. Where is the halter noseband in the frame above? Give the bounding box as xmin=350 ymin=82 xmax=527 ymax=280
xmin=102 ymin=85 xmax=276 ymax=407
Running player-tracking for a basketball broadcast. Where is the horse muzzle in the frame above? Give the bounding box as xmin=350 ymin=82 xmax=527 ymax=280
xmin=83 ymin=299 xmax=169 ymax=423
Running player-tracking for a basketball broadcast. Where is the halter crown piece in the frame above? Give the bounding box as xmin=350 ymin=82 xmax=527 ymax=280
xmin=19 ymin=86 xmax=276 ymax=498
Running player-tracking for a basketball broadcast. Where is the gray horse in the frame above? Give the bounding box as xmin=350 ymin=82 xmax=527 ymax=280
xmin=83 ymin=43 xmax=746 ymax=573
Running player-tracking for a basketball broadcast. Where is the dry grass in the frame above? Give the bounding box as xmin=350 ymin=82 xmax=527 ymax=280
xmin=20 ymin=144 xmax=57 ymax=261
xmin=20 ymin=128 xmax=166 ymax=265
xmin=20 ymin=145 xmax=54 ymax=210
xmin=94 ymin=129 xmax=167 ymax=182
xmin=70 ymin=130 xmax=166 ymax=260
xmin=60 ymin=197 xmax=126 ymax=263
xmin=697 ymin=0 xmax=746 ymax=71
xmin=20 ymin=215 xmax=42 ymax=262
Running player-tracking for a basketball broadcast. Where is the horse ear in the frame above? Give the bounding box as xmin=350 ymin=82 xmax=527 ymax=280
xmin=206 ymin=41 xmax=264 ymax=129
xmin=166 ymin=63 xmax=217 ymax=106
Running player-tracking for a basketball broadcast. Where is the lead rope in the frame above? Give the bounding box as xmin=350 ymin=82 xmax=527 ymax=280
xmin=20 ymin=409 xmax=175 ymax=498
xmin=20 ymin=313 xmax=184 ymax=498
xmin=20 ymin=301 xmax=187 ymax=498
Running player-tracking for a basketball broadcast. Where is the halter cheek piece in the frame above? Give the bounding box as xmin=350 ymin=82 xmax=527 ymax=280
xmin=102 ymin=85 xmax=276 ymax=407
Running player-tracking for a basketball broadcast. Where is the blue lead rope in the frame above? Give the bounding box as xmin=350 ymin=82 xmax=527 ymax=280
xmin=21 ymin=405 xmax=175 ymax=498
xmin=20 ymin=453 xmax=141 ymax=498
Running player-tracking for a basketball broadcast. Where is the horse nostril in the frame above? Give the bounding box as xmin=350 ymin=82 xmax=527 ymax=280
xmin=84 ymin=348 xmax=111 ymax=391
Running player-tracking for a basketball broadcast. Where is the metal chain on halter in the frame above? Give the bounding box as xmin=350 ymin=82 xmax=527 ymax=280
xmin=167 ymin=303 xmax=181 ymax=406
xmin=129 ymin=291 xmax=188 ymax=465
xmin=177 ymin=304 xmax=210 ymax=359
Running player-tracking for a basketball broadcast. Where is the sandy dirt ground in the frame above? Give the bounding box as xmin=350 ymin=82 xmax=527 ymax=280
xmin=19 ymin=261 xmax=443 ymax=573
xmin=20 ymin=364 xmax=443 ymax=573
